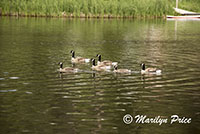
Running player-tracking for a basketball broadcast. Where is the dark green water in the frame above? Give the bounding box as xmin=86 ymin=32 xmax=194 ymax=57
xmin=0 ymin=17 xmax=200 ymax=134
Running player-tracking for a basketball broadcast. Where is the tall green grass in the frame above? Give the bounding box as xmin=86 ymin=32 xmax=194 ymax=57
xmin=178 ymin=0 xmax=200 ymax=12
xmin=0 ymin=0 xmax=200 ymax=18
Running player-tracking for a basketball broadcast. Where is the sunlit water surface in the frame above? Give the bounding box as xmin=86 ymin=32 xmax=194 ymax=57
xmin=0 ymin=17 xmax=200 ymax=134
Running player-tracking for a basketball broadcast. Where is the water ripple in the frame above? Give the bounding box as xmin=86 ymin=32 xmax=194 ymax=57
xmin=0 ymin=89 xmax=17 ymax=92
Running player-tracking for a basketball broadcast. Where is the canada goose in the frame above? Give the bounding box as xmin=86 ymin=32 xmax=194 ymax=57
xmin=141 ymin=63 xmax=161 ymax=74
xmin=58 ymin=62 xmax=79 ymax=73
xmin=91 ymin=58 xmax=111 ymax=71
xmin=70 ymin=50 xmax=90 ymax=63
xmin=96 ymin=54 xmax=118 ymax=66
xmin=113 ymin=65 xmax=131 ymax=73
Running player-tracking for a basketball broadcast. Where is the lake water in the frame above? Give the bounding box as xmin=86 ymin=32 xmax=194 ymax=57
xmin=0 ymin=17 xmax=200 ymax=134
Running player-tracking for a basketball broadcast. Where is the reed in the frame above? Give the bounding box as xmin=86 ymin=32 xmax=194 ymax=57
xmin=0 ymin=0 xmax=199 ymax=18
xmin=178 ymin=0 xmax=200 ymax=12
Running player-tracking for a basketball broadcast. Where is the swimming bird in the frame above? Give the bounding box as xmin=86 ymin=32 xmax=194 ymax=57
xmin=113 ymin=65 xmax=131 ymax=73
xmin=96 ymin=54 xmax=118 ymax=66
xmin=141 ymin=63 xmax=161 ymax=74
xmin=91 ymin=58 xmax=111 ymax=71
xmin=70 ymin=50 xmax=90 ymax=63
xmin=58 ymin=62 xmax=79 ymax=73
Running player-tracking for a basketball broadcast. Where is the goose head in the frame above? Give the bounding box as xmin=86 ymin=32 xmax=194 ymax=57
xmin=113 ymin=65 xmax=118 ymax=70
xmin=91 ymin=58 xmax=96 ymax=66
xmin=70 ymin=50 xmax=75 ymax=58
xmin=96 ymin=54 xmax=101 ymax=62
xmin=141 ymin=63 xmax=145 ymax=70
xmin=58 ymin=62 xmax=63 ymax=69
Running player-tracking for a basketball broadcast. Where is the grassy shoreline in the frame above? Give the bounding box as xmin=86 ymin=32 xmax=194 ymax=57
xmin=0 ymin=0 xmax=200 ymax=19
xmin=0 ymin=13 xmax=166 ymax=19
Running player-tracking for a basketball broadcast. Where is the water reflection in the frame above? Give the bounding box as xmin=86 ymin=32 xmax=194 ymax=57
xmin=0 ymin=17 xmax=200 ymax=134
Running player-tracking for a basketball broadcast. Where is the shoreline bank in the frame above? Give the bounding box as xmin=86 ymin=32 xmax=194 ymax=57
xmin=0 ymin=13 xmax=165 ymax=19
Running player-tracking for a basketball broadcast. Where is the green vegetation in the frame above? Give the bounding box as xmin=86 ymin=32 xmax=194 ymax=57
xmin=0 ymin=0 xmax=200 ymax=18
xmin=179 ymin=0 xmax=200 ymax=13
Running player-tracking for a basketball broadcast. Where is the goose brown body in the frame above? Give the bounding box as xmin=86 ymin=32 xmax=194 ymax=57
xmin=141 ymin=63 xmax=161 ymax=74
xmin=58 ymin=62 xmax=79 ymax=73
xmin=113 ymin=65 xmax=131 ymax=73
xmin=71 ymin=50 xmax=90 ymax=63
xmin=91 ymin=58 xmax=111 ymax=71
xmin=96 ymin=54 xmax=118 ymax=66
